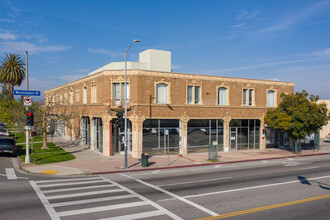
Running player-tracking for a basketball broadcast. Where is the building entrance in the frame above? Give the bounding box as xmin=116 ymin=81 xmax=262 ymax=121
xmin=92 ymin=118 xmax=103 ymax=153
xmin=111 ymin=119 xmax=132 ymax=155
xmin=230 ymin=119 xmax=260 ymax=151
xmin=81 ymin=116 xmax=90 ymax=148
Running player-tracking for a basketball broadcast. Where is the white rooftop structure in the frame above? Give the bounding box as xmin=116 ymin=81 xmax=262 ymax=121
xmin=89 ymin=49 xmax=171 ymax=76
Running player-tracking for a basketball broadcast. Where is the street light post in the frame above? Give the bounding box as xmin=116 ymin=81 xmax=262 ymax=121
xmin=124 ymin=39 xmax=140 ymax=169
xmin=0 ymin=42 xmax=30 ymax=163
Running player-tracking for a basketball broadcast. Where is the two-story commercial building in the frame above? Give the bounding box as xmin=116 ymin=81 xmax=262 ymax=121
xmin=45 ymin=49 xmax=294 ymax=158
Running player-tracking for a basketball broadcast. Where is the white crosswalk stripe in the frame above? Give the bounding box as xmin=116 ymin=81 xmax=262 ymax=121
xmin=30 ymin=176 xmax=182 ymax=220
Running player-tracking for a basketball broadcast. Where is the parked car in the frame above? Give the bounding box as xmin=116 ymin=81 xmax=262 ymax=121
xmin=0 ymin=137 xmax=16 ymax=156
xmin=324 ymin=133 xmax=330 ymax=142
xmin=0 ymin=128 xmax=9 ymax=136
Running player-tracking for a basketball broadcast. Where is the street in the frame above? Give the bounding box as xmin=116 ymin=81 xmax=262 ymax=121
xmin=1 ymin=154 xmax=330 ymax=219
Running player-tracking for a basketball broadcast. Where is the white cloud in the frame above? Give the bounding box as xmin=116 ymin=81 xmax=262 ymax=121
xmin=58 ymin=74 xmax=86 ymax=82
xmin=87 ymin=48 xmax=123 ymax=58
xmin=0 ymin=32 xmax=16 ymax=40
xmin=0 ymin=41 xmax=72 ymax=54
xmin=257 ymin=1 xmax=329 ymax=33
xmin=204 ymin=58 xmax=312 ymax=74
xmin=236 ymin=9 xmax=261 ymax=20
xmin=171 ymin=64 xmax=182 ymax=70
xmin=0 ymin=18 xmax=15 ymax=23
xmin=231 ymin=23 xmax=246 ymax=28
xmin=76 ymin=68 xmax=89 ymax=73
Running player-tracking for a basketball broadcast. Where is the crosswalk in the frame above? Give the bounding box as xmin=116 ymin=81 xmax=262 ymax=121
xmin=30 ymin=176 xmax=182 ymax=220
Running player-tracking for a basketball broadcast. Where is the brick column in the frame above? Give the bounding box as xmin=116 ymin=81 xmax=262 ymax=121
xmin=180 ymin=115 xmax=189 ymax=156
xmin=102 ymin=116 xmax=112 ymax=156
xmin=130 ymin=111 xmax=145 ymax=158
xmin=223 ymin=117 xmax=231 ymax=152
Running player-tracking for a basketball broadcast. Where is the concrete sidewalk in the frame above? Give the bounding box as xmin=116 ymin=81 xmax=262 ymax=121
xmin=21 ymin=136 xmax=330 ymax=176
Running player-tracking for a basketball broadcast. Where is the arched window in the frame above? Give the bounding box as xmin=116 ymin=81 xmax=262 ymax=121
xmin=156 ymin=83 xmax=168 ymax=104
xmin=83 ymin=87 xmax=87 ymax=104
xmin=218 ymin=87 xmax=227 ymax=105
xmin=267 ymin=90 xmax=275 ymax=107
xmin=70 ymin=89 xmax=73 ymax=104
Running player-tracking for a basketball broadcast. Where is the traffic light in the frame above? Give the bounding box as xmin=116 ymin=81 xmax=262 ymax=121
xmin=31 ymin=131 xmax=37 ymax=137
xmin=116 ymin=111 xmax=124 ymax=129
xmin=26 ymin=110 xmax=34 ymax=126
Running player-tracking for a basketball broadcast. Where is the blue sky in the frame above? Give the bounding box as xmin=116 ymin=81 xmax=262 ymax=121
xmin=1 ymin=0 xmax=330 ymax=100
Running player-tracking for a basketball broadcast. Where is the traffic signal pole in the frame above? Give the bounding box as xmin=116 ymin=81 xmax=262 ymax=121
xmin=25 ymin=51 xmax=30 ymax=164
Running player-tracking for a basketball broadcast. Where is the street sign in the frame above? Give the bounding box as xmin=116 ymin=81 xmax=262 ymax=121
xmin=24 ymin=96 xmax=32 ymax=106
xmin=14 ymin=90 xmax=41 ymax=96
xmin=25 ymin=126 xmax=31 ymax=130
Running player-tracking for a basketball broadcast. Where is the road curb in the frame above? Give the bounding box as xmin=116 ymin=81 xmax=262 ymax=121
xmin=92 ymin=152 xmax=330 ymax=175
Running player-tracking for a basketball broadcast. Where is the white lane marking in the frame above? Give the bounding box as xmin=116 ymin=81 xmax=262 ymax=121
xmin=35 ymin=176 xmax=102 ymax=183
xmin=214 ymin=165 xmax=220 ymax=168
xmin=38 ymin=180 xmax=106 ymax=188
xmin=261 ymin=161 xmax=267 ymax=163
xmin=52 ymin=194 xmax=135 ymax=207
xmin=282 ymin=162 xmax=311 ymax=167
xmin=153 ymin=170 xmax=160 ymax=174
xmin=120 ymin=173 xmax=218 ymax=216
xmin=5 ymin=168 xmax=17 ymax=180
xmin=101 ymin=176 xmax=182 ymax=220
xmin=30 ymin=181 xmax=60 ymax=220
xmin=42 ymin=184 xmax=115 ymax=193
xmin=184 ymin=175 xmax=330 ymax=199
xmin=158 ymin=177 xmax=232 ymax=187
xmin=97 ymin=210 xmax=164 ymax=220
xmin=0 ymin=173 xmax=7 ymax=177
xmin=58 ymin=201 xmax=146 ymax=217
xmin=300 ymin=166 xmax=320 ymax=170
xmin=46 ymin=189 xmax=124 ymax=200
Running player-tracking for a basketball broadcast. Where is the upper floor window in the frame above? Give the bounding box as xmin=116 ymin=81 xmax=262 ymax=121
xmin=113 ymin=83 xmax=129 ymax=106
xmin=60 ymin=93 xmax=63 ymax=104
xmin=218 ymin=87 xmax=227 ymax=105
xmin=83 ymin=87 xmax=87 ymax=104
xmin=156 ymin=83 xmax=168 ymax=104
xmin=243 ymin=89 xmax=254 ymax=106
xmin=70 ymin=89 xmax=73 ymax=104
xmin=76 ymin=90 xmax=80 ymax=103
xmin=91 ymin=84 xmax=97 ymax=103
xmin=187 ymin=85 xmax=201 ymax=104
xmin=267 ymin=90 xmax=275 ymax=107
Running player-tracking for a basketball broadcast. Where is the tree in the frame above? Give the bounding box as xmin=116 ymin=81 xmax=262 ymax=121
xmin=265 ymin=90 xmax=329 ymax=143
xmin=0 ymin=53 xmax=26 ymax=101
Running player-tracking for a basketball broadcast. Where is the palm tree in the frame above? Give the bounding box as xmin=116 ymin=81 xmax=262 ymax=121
xmin=0 ymin=53 xmax=25 ymax=101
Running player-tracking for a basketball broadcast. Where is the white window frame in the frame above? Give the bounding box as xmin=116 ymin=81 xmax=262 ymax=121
xmin=267 ymin=90 xmax=276 ymax=107
xmin=187 ymin=85 xmax=201 ymax=105
xmin=156 ymin=83 xmax=168 ymax=104
xmin=218 ymin=86 xmax=228 ymax=106
xmin=83 ymin=86 xmax=87 ymax=104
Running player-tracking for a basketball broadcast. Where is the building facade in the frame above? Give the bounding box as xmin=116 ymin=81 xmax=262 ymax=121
xmin=45 ymin=49 xmax=294 ymax=158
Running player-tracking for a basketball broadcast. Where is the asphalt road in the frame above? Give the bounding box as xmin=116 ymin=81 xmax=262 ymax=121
xmin=1 ymin=153 xmax=330 ymax=219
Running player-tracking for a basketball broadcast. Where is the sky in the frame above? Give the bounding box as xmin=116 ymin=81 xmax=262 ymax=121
xmin=0 ymin=0 xmax=330 ymax=100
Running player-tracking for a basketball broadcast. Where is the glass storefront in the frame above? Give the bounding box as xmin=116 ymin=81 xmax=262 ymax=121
xmin=265 ymin=128 xmax=289 ymax=148
xmin=187 ymin=119 xmax=223 ymax=153
xmin=81 ymin=116 xmax=90 ymax=148
xmin=143 ymin=119 xmax=180 ymax=155
xmin=92 ymin=117 xmax=103 ymax=153
xmin=230 ymin=119 xmax=260 ymax=150
xmin=111 ymin=119 xmax=132 ymax=154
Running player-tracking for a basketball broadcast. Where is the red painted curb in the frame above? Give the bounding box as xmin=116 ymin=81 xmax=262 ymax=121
xmin=93 ymin=152 xmax=330 ymax=175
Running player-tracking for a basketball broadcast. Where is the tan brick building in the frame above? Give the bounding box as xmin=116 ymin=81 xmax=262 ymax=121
xmin=45 ymin=49 xmax=294 ymax=158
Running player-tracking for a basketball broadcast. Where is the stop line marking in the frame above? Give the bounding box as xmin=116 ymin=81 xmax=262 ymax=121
xmin=5 ymin=168 xmax=17 ymax=180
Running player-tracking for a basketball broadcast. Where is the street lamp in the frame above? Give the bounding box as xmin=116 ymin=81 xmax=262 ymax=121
xmin=0 ymin=42 xmax=30 ymax=163
xmin=124 ymin=39 xmax=140 ymax=169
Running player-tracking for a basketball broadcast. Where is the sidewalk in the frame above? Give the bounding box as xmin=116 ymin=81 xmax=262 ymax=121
xmin=21 ymin=136 xmax=330 ymax=176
